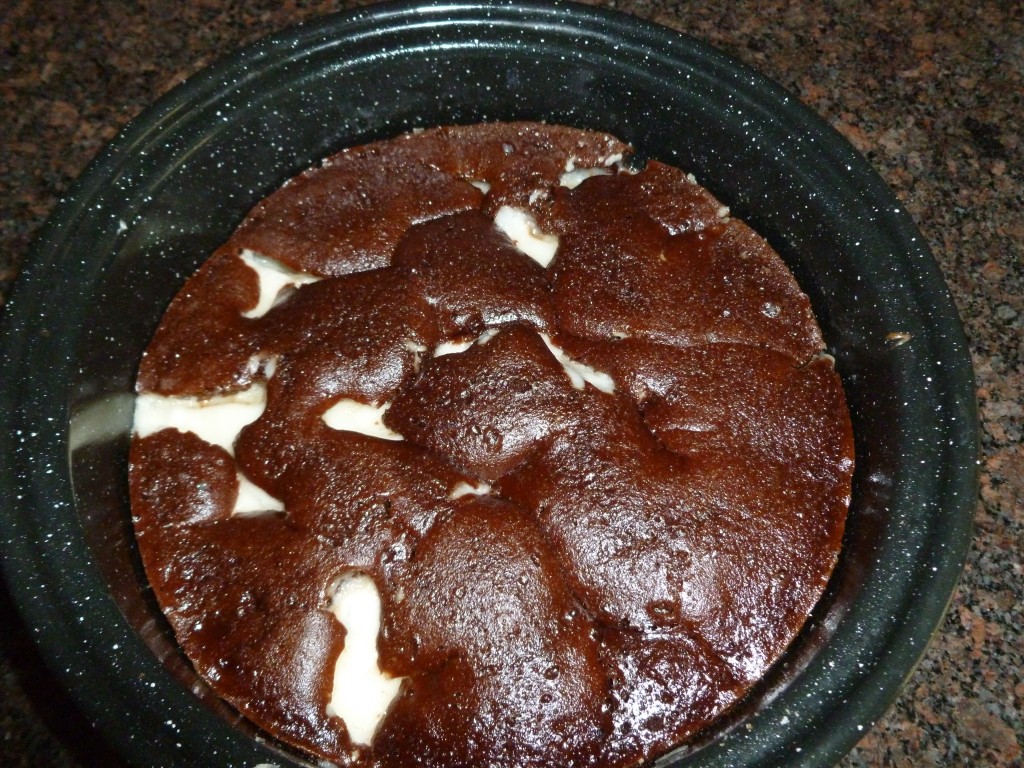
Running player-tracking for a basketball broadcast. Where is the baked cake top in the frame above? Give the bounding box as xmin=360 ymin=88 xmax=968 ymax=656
xmin=130 ymin=122 xmax=853 ymax=768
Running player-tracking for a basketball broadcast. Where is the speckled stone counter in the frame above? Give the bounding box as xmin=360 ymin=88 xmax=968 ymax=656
xmin=1 ymin=1 xmax=1020 ymax=766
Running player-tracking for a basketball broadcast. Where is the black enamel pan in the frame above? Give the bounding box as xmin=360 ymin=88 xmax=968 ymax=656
xmin=0 ymin=2 xmax=977 ymax=766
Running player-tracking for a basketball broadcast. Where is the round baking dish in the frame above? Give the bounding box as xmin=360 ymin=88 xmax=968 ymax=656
xmin=0 ymin=2 xmax=977 ymax=766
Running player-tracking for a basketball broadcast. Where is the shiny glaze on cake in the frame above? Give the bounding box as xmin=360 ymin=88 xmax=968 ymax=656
xmin=129 ymin=122 xmax=853 ymax=767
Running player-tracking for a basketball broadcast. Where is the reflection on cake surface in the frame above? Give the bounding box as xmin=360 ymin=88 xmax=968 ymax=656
xmin=129 ymin=122 xmax=853 ymax=767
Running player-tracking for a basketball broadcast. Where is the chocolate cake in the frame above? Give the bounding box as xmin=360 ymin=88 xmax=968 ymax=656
xmin=129 ymin=122 xmax=854 ymax=767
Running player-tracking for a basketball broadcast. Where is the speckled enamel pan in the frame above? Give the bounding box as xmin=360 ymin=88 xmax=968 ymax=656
xmin=0 ymin=2 xmax=977 ymax=766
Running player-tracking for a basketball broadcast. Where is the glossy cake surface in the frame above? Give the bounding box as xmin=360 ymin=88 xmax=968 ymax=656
xmin=129 ymin=122 xmax=853 ymax=767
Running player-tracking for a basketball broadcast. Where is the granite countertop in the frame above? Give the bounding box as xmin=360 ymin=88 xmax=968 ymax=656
xmin=1 ymin=1 xmax=1020 ymax=766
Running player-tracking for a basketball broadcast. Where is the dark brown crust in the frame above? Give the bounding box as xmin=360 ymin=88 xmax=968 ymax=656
xmin=129 ymin=122 xmax=853 ymax=768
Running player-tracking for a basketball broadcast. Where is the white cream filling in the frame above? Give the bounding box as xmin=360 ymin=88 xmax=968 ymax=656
xmin=430 ymin=328 xmax=616 ymax=394
xmin=493 ymin=206 xmax=559 ymax=267
xmin=433 ymin=338 xmax=476 ymax=357
xmin=327 ymin=574 xmax=404 ymax=745
xmin=449 ymin=480 xmax=492 ymax=500
xmin=234 ymin=473 xmax=286 ymax=516
xmin=238 ymin=249 xmax=320 ymax=319
xmin=134 ymin=383 xmax=268 ymax=454
xmin=321 ymin=399 xmax=404 ymax=441
xmin=432 ymin=328 xmax=499 ymax=357
xmin=404 ymin=339 xmax=428 ymax=374
xmin=244 ymin=353 xmax=278 ymax=380
xmin=540 ymin=333 xmax=616 ymax=393
xmin=493 ymin=155 xmax=631 ymax=266
xmin=558 ymin=166 xmax=612 ymax=189
xmin=133 ymin=383 xmax=288 ymax=516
